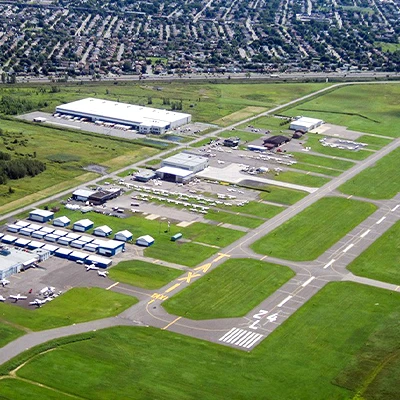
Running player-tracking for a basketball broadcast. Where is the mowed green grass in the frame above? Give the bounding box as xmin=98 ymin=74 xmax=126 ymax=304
xmin=163 ymin=259 xmax=294 ymax=319
xmin=218 ymin=129 xmax=262 ymax=142
xmin=6 ymin=283 xmax=400 ymax=400
xmin=348 ymin=220 xmax=400 ymax=285
xmin=283 ymin=83 xmax=400 ymax=137
xmin=206 ymin=209 xmax=264 ymax=228
xmin=0 ymin=288 xmax=137 ymax=331
xmin=0 ymin=324 xmax=25 ymax=348
xmin=339 ymin=147 xmax=400 ymax=199
xmin=271 ymin=170 xmax=331 ymax=187
xmin=257 ymin=185 xmax=307 ymax=205
xmin=252 ymin=197 xmax=377 ymax=260
xmin=292 ymin=152 xmax=355 ymax=170
xmin=357 ymin=134 xmax=393 ymax=150
xmin=109 ymin=260 xmax=183 ymax=289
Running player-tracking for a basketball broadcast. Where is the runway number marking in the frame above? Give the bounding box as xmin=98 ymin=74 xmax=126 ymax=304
xmin=249 ymin=310 xmax=279 ymax=330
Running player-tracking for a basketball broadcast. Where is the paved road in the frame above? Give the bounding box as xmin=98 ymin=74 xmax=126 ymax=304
xmin=1 ymin=82 xmax=400 ymax=363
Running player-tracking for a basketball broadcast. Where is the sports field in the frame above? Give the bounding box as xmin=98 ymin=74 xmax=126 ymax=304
xmin=163 ymin=259 xmax=294 ymax=319
xmin=339 ymin=147 xmax=400 ymax=199
xmin=2 ymin=283 xmax=399 ymax=400
xmin=282 ymin=83 xmax=400 ymax=137
xmin=252 ymin=196 xmax=377 ymax=260
xmin=109 ymin=260 xmax=183 ymax=289
xmin=348 ymin=220 xmax=400 ymax=285
xmin=0 ymin=288 xmax=137 ymax=331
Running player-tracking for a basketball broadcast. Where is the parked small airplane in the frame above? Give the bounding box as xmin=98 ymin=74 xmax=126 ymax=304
xmin=0 ymin=279 xmax=10 ymax=287
xmin=86 ymin=264 xmax=99 ymax=271
xmin=9 ymin=294 xmax=27 ymax=301
xmin=97 ymin=270 xmax=109 ymax=277
xmin=29 ymin=298 xmax=46 ymax=307
xmin=0 ymin=295 xmax=5 ymax=302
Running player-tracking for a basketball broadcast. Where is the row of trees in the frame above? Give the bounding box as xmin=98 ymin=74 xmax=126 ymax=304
xmin=0 ymin=152 xmax=46 ymax=184
xmin=0 ymin=96 xmax=49 ymax=115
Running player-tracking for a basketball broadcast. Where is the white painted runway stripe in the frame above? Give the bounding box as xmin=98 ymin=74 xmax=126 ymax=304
xmin=277 ymin=295 xmax=293 ymax=307
xmin=324 ymin=259 xmax=335 ymax=269
xmin=219 ymin=328 xmax=263 ymax=349
xmin=343 ymin=244 xmax=354 ymax=253
xmin=376 ymin=217 xmax=386 ymax=225
xmin=391 ymin=205 xmax=400 ymax=212
xmin=360 ymin=229 xmax=370 ymax=238
xmin=301 ymin=276 xmax=315 ymax=287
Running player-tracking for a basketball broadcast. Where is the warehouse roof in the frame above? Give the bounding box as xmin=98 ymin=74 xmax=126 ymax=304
xmin=56 ymin=98 xmax=191 ymax=126
xmin=162 ymin=152 xmax=208 ymax=168
xmin=157 ymin=166 xmax=194 ymax=178
xmin=73 ymin=219 xmax=94 ymax=228
xmin=98 ymin=240 xmax=125 ymax=250
xmin=29 ymin=209 xmax=54 ymax=218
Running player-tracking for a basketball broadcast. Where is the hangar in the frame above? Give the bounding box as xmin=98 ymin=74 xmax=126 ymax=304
xmin=53 ymin=216 xmax=71 ymax=227
xmin=290 ymin=117 xmax=324 ymax=132
xmin=29 ymin=209 xmax=54 ymax=223
xmin=55 ymin=98 xmax=192 ymax=134
xmin=97 ymin=240 xmax=125 ymax=256
xmin=73 ymin=219 xmax=94 ymax=232
xmin=157 ymin=152 xmax=208 ymax=183
xmin=0 ymin=247 xmax=39 ymax=279
xmin=115 ymin=230 xmax=133 ymax=242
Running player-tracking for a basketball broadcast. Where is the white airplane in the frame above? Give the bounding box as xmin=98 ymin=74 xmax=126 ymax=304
xmin=29 ymin=298 xmax=46 ymax=307
xmin=0 ymin=295 xmax=5 ymax=302
xmin=97 ymin=270 xmax=109 ymax=278
xmin=1 ymin=279 xmax=10 ymax=287
xmin=86 ymin=264 xmax=99 ymax=271
xmin=9 ymin=294 xmax=27 ymax=301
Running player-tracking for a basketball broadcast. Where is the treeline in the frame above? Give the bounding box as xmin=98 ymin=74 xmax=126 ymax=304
xmin=0 ymin=95 xmax=49 ymax=115
xmin=0 ymin=151 xmax=46 ymax=184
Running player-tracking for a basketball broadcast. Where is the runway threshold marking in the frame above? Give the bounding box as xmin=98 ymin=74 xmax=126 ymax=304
xmin=391 ymin=205 xmax=400 ymax=212
xmin=162 ymin=316 xmax=182 ymax=330
xmin=324 ymin=259 xmax=335 ymax=269
xmin=343 ymin=244 xmax=354 ymax=253
xmin=106 ymin=282 xmax=119 ymax=290
xmin=194 ymin=263 xmax=212 ymax=273
xmin=219 ymin=328 xmax=263 ymax=349
xmin=301 ymin=277 xmax=315 ymax=287
xmin=178 ymin=272 xmax=201 ymax=283
xmin=376 ymin=217 xmax=386 ymax=225
xmin=277 ymin=295 xmax=293 ymax=307
xmin=360 ymin=229 xmax=370 ymax=238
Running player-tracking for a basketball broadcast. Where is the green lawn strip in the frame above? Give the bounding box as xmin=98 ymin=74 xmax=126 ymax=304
xmin=240 ymin=115 xmax=289 ymax=130
xmin=256 ymin=185 xmax=307 ymax=205
xmin=339 ymin=147 xmax=400 ymax=199
xmin=347 ymin=220 xmax=400 ymax=285
xmin=356 ymin=134 xmax=393 ymax=150
xmin=0 ymin=324 xmax=25 ymax=348
xmin=218 ymin=201 xmax=283 ymax=219
xmin=109 ymin=260 xmax=183 ymax=289
xmin=292 ymin=151 xmax=355 ymax=170
xmin=0 ymin=377 xmax=73 ymax=399
xmin=116 ymin=168 xmax=138 ymax=178
xmin=8 ymin=283 xmax=400 ymax=399
xmin=0 ymin=288 xmax=137 ymax=331
xmin=145 ymin=237 xmax=218 ymax=267
xmin=252 ymin=197 xmax=377 ymax=261
xmin=163 ymin=259 xmax=294 ymax=319
xmin=206 ymin=209 xmax=264 ymax=228
xmin=190 ymin=137 xmax=218 ymax=147
xmin=271 ymin=170 xmax=331 ymax=187
xmin=305 ymin=134 xmax=372 ymax=160
xmin=290 ymin=162 xmax=342 ymax=176
xmin=282 ymin=84 xmax=400 ymax=137
xmin=218 ymin=129 xmax=263 ymax=142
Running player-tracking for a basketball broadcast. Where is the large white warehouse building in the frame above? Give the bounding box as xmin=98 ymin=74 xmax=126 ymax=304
xmin=56 ymin=98 xmax=192 ymax=134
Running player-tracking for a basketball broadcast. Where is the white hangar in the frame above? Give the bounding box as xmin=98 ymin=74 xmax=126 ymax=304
xmin=56 ymin=98 xmax=192 ymax=135
xmin=289 ymin=117 xmax=324 ymax=132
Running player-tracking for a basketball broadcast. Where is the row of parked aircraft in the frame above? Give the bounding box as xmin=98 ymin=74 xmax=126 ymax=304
xmin=85 ymin=263 xmax=109 ymax=277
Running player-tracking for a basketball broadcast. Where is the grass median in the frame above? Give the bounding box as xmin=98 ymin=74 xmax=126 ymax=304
xmin=252 ymin=196 xmax=377 ymax=261
xmin=163 ymin=259 xmax=294 ymax=319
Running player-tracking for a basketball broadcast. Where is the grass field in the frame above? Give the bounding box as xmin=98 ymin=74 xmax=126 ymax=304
xmin=206 ymin=209 xmax=264 ymax=228
xmin=0 ymin=288 xmax=137 ymax=331
xmin=109 ymin=260 xmax=183 ymax=289
xmin=347 ymin=220 xmax=400 ymax=285
xmin=218 ymin=129 xmax=263 ymax=142
xmin=271 ymin=170 xmax=331 ymax=187
xmin=0 ymin=119 xmax=159 ymax=210
xmin=257 ymin=185 xmax=307 ymax=204
xmin=356 ymin=134 xmax=393 ymax=150
xmin=4 ymin=282 xmax=400 ymax=399
xmin=0 ymin=81 xmax=327 ymax=124
xmin=163 ymin=259 xmax=294 ymax=319
xmin=0 ymin=324 xmax=25 ymax=348
xmin=252 ymin=196 xmax=377 ymax=260
xmin=213 ymin=106 xmax=267 ymax=126
xmin=219 ymin=200 xmax=283 ymax=219
xmin=339 ymin=147 xmax=400 ymax=199
xmin=292 ymin=152 xmax=355 ymax=170
xmin=290 ymin=162 xmax=343 ymax=176
xmin=282 ymin=83 xmax=400 ymax=138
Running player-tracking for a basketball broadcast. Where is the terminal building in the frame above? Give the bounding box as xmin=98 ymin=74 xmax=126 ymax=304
xmin=156 ymin=152 xmax=208 ymax=183
xmin=56 ymin=98 xmax=192 ymax=135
